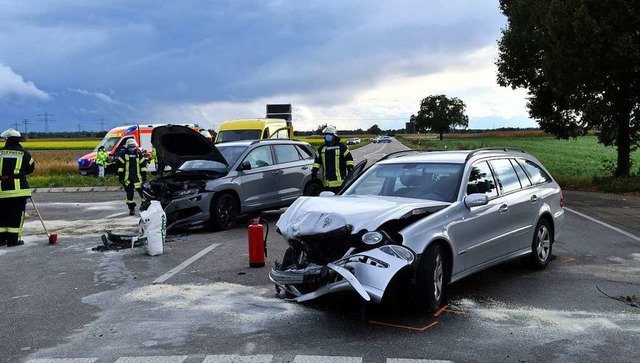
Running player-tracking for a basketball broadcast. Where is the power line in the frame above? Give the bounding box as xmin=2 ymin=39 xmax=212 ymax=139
xmin=96 ymin=118 xmax=108 ymax=132
xmin=22 ymin=119 xmax=30 ymax=136
xmin=37 ymin=112 xmax=55 ymax=133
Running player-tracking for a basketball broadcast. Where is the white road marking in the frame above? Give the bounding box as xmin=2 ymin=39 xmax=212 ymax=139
xmin=27 ymin=357 xmax=456 ymax=363
xmin=388 ymin=359 xmax=455 ymax=363
xmin=202 ymin=355 xmax=274 ymax=363
xmin=115 ymin=357 xmax=188 ymax=363
xmin=293 ymin=356 xmax=362 ymax=363
xmin=106 ymin=212 xmax=130 ymax=218
xmin=152 ymin=243 xmax=220 ymax=284
xmin=26 ymin=359 xmax=97 ymax=363
xmin=564 ymin=207 xmax=640 ymax=242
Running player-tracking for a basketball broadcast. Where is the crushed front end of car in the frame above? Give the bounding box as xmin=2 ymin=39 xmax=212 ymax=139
xmin=143 ymin=175 xmax=210 ymax=229
xmin=270 ymin=195 xmax=447 ymax=304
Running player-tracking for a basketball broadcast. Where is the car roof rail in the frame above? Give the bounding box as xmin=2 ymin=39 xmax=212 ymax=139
xmin=376 ymin=149 xmax=424 ymax=162
xmin=465 ymin=147 xmax=528 ymax=161
xmin=250 ymin=138 xmax=301 ymax=145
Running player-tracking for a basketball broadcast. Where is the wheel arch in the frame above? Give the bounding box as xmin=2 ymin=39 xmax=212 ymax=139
xmin=417 ymin=238 xmax=454 ymax=285
xmin=303 ymin=179 xmax=323 ymax=196
xmin=537 ymin=212 xmax=555 ymax=243
xmin=211 ymin=189 xmax=241 ymax=210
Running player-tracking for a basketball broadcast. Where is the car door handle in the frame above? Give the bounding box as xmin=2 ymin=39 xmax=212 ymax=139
xmin=499 ymin=204 xmax=509 ymax=213
xmin=530 ymin=195 xmax=538 ymax=203
xmin=271 ymin=171 xmax=283 ymax=176
xmin=301 ymin=166 xmax=309 ymax=170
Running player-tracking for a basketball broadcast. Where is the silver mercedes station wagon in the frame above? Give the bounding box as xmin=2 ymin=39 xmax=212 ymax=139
xmin=270 ymin=148 xmax=565 ymax=310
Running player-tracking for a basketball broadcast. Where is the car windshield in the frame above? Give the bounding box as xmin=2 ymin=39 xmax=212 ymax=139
xmin=178 ymin=160 xmax=228 ymax=172
xmin=216 ymin=145 xmax=249 ymax=165
xmin=343 ymin=162 xmax=463 ymax=202
xmin=94 ymin=136 xmax=121 ymax=152
xmin=217 ymin=130 xmax=262 ymax=142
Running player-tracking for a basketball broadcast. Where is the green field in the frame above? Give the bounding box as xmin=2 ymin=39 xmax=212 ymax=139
xmin=17 ymin=139 xmax=101 ymax=150
xmin=397 ymin=135 xmax=640 ymax=193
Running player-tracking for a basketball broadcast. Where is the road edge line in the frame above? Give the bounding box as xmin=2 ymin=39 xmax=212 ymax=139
xmin=564 ymin=207 xmax=640 ymax=242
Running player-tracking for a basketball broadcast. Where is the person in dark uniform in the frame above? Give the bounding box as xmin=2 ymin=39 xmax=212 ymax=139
xmin=0 ymin=128 xmax=35 ymax=247
xmin=116 ymin=138 xmax=148 ymax=215
xmin=312 ymin=125 xmax=354 ymax=194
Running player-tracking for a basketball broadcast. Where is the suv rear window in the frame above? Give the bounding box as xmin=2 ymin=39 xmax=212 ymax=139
xmin=274 ymin=144 xmax=301 ymax=164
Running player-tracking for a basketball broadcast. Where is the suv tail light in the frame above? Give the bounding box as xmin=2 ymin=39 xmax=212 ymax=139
xmin=560 ymin=193 xmax=564 ymax=208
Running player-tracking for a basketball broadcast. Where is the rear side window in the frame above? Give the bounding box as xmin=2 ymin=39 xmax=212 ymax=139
xmin=520 ymin=159 xmax=552 ymax=185
xmin=511 ymin=159 xmax=532 ymax=187
xmin=296 ymin=144 xmax=315 ymax=159
xmin=467 ymin=161 xmax=498 ymax=198
xmin=489 ymin=158 xmax=521 ymax=193
xmin=273 ymin=144 xmax=301 ymax=164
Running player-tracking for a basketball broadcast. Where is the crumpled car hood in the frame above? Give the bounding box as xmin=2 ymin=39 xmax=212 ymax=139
xmin=152 ymin=125 xmax=228 ymax=171
xmin=276 ymin=195 xmax=449 ymax=241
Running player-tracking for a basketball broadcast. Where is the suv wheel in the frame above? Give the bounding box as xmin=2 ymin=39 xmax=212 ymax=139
xmin=210 ymin=192 xmax=238 ymax=230
xmin=417 ymin=243 xmax=446 ymax=311
xmin=303 ymin=181 xmax=323 ymax=196
xmin=525 ymin=219 xmax=553 ymax=269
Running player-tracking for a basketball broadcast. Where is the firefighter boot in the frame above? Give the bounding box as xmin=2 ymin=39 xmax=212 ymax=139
xmin=128 ymin=203 xmax=136 ymax=216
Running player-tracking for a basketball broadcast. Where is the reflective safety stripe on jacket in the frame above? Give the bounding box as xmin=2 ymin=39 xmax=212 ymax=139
xmin=0 ymin=146 xmax=35 ymax=198
xmin=95 ymin=150 xmax=109 ymax=166
xmin=314 ymin=143 xmax=354 ymax=188
xmin=117 ymin=150 xmax=147 ymax=188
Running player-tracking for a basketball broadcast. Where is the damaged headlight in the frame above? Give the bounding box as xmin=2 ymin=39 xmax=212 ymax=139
xmin=173 ymin=188 xmax=199 ymax=197
xmin=361 ymin=230 xmax=396 ymax=247
xmin=379 ymin=245 xmax=415 ymax=263
xmin=362 ymin=231 xmax=384 ymax=245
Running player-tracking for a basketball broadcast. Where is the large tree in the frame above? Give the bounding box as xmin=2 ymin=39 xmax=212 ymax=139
xmin=496 ymin=0 xmax=640 ymax=177
xmin=367 ymin=124 xmax=382 ymax=135
xmin=415 ymin=95 xmax=469 ymax=140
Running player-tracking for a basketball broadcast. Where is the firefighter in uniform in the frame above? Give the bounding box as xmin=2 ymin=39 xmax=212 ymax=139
xmin=312 ymin=125 xmax=354 ymax=194
xmin=117 ymin=138 xmax=148 ymax=215
xmin=0 ymin=128 xmax=35 ymax=247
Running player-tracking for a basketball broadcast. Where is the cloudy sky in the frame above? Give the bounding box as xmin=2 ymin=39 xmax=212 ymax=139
xmin=0 ymin=0 xmax=535 ymax=133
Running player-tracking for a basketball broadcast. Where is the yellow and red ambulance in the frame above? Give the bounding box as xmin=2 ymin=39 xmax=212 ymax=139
xmin=77 ymin=124 xmax=198 ymax=175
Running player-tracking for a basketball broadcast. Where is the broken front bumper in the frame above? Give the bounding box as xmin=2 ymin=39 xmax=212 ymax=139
xmin=269 ymin=245 xmax=415 ymax=304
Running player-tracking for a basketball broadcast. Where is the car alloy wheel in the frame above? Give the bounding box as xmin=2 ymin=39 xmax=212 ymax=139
xmin=525 ymin=219 xmax=553 ymax=269
xmin=211 ymin=193 xmax=238 ymax=230
xmin=433 ymin=253 xmax=443 ymax=302
xmin=417 ymin=243 xmax=446 ymax=311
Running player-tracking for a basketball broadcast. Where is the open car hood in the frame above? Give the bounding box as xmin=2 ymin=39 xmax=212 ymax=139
xmin=152 ymin=125 xmax=228 ymax=170
xmin=276 ymin=195 xmax=449 ymax=241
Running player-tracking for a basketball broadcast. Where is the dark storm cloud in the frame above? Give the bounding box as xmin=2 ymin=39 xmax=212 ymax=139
xmin=0 ymin=0 xmax=506 ymax=131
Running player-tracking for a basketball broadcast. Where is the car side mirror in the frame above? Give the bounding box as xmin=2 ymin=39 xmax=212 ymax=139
xmin=464 ymin=194 xmax=488 ymax=208
xmin=240 ymin=161 xmax=252 ymax=170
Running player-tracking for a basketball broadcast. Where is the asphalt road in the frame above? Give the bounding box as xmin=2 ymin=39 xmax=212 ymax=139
xmin=1 ymin=138 xmax=639 ymax=363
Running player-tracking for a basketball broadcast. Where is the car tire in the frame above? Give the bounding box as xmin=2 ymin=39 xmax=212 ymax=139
xmin=303 ymin=181 xmax=323 ymax=196
xmin=416 ymin=243 xmax=446 ymax=311
xmin=210 ymin=192 xmax=238 ymax=230
xmin=524 ymin=218 xmax=553 ymax=269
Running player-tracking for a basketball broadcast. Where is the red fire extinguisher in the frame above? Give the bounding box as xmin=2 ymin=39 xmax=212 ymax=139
xmin=248 ymin=217 xmax=269 ymax=268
